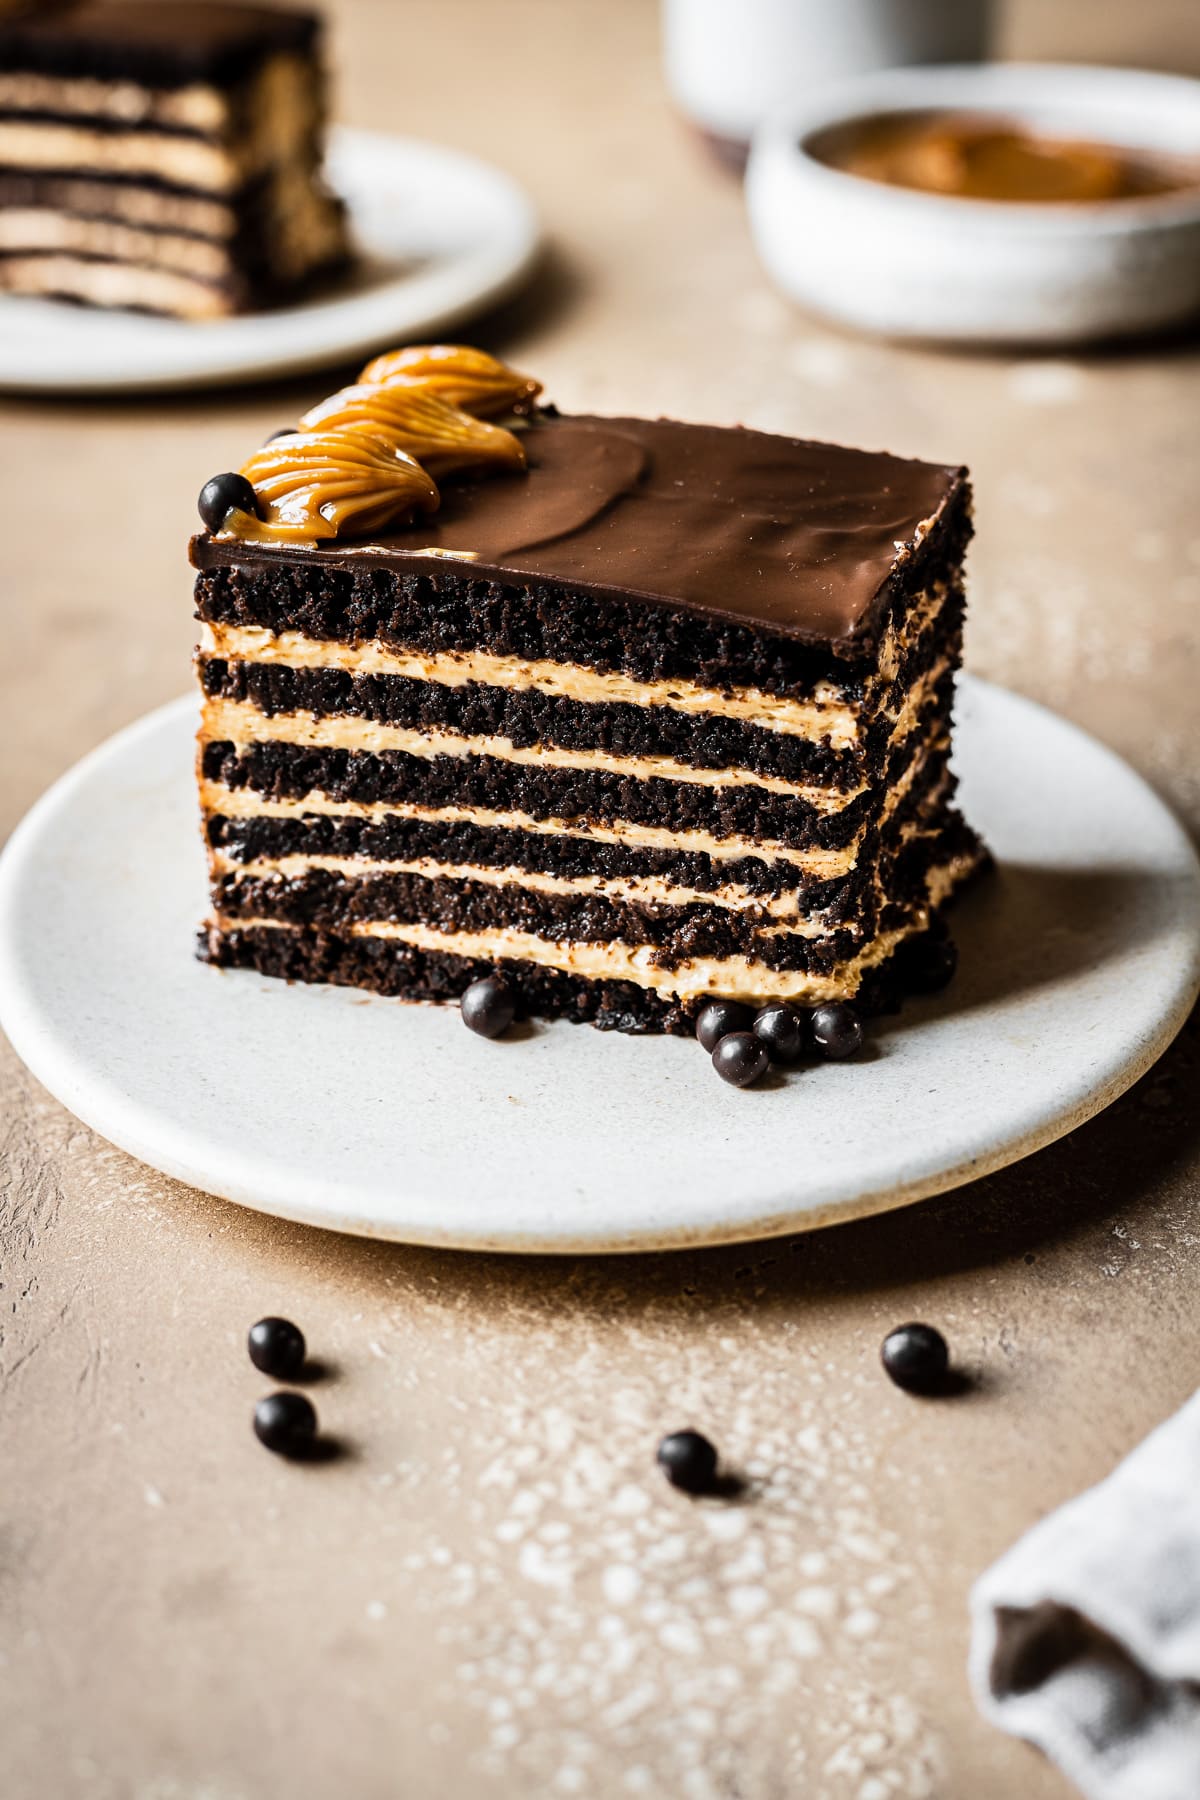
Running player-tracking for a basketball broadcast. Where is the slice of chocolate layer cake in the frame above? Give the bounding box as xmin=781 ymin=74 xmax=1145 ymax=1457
xmin=0 ymin=1 xmax=347 ymax=317
xmin=192 ymin=344 xmax=988 ymax=1034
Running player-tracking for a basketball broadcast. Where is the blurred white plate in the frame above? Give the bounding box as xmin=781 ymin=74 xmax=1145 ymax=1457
xmin=747 ymin=64 xmax=1200 ymax=344
xmin=0 ymin=678 xmax=1197 ymax=1254
xmin=0 ymin=128 xmax=540 ymax=394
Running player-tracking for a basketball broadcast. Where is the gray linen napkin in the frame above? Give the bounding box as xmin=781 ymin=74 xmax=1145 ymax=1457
xmin=969 ymin=1391 xmax=1200 ymax=1800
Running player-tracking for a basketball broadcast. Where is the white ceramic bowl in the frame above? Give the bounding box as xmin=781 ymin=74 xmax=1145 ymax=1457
xmin=662 ymin=0 xmax=991 ymax=145
xmin=746 ymin=63 xmax=1200 ymax=345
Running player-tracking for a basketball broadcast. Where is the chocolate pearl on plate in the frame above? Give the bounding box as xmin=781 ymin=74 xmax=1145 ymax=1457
xmin=695 ymin=998 xmax=754 ymax=1052
xmin=461 ymin=974 xmax=515 ymax=1039
xmin=810 ymin=1001 xmax=864 ymax=1061
xmin=711 ymin=1031 xmax=770 ymax=1088
xmin=752 ymin=1002 xmax=806 ymax=1063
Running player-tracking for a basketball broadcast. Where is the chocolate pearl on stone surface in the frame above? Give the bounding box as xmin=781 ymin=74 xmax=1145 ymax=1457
xmin=253 ymin=1391 xmax=317 ymax=1456
xmin=881 ymin=1323 xmax=950 ymax=1393
xmin=657 ymin=1429 xmax=718 ymax=1494
xmin=248 ymin=1317 xmax=306 ymax=1379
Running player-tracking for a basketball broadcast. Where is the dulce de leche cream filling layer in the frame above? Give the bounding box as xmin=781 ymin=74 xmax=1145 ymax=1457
xmin=208 ymin=907 xmax=944 ymax=1006
xmin=198 ymin=574 xmax=952 ymax=749
xmin=0 ymin=118 xmax=237 ymax=186
xmin=0 ymin=208 xmax=233 ymax=278
xmin=198 ymin=731 xmax=944 ymax=882
xmin=0 ymin=252 xmax=230 ymax=315
xmin=6 ymin=173 xmax=237 ymax=237
xmin=200 ymin=623 xmax=862 ymax=747
xmin=198 ymin=696 xmax=867 ymax=808
xmin=0 ymin=54 xmax=319 ymax=192
xmin=0 ymin=70 xmax=231 ymax=132
xmin=211 ymin=852 xmax=843 ymax=931
xmin=199 ymin=781 xmax=863 ymax=876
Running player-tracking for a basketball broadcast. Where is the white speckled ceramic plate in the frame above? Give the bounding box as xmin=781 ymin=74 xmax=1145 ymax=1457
xmin=0 ymin=677 xmax=1197 ymax=1253
xmin=0 ymin=129 xmax=540 ymax=395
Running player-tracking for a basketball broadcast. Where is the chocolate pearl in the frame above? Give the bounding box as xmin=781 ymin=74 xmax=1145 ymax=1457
xmin=810 ymin=1001 xmax=864 ymax=1061
xmin=695 ymin=998 xmax=754 ymax=1052
xmin=198 ymin=471 xmax=260 ymax=532
xmin=903 ymin=933 xmax=958 ymax=994
xmin=247 ymin=1317 xmax=306 ymax=1379
xmin=656 ymin=1429 xmax=718 ymax=1494
xmin=712 ymin=1031 xmax=770 ymax=1087
xmin=253 ymin=1391 xmax=317 ymax=1457
xmin=461 ymin=974 xmax=515 ymax=1039
xmin=752 ymin=1002 xmax=806 ymax=1064
xmin=881 ymin=1323 xmax=950 ymax=1394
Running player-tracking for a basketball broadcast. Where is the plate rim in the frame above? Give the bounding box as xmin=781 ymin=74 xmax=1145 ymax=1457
xmin=0 ymin=127 xmax=541 ymax=396
xmin=1 ymin=679 xmax=1198 ymax=1254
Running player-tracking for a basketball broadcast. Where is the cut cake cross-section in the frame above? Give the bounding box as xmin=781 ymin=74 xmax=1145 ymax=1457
xmin=192 ymin=345 xmax=988 ymax=1034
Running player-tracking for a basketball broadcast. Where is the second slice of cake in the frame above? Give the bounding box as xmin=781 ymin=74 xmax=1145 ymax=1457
xmin=193 ymin=346 xmax=987 ymax=1033
xmin=0 ymin=1 xmax=348 ymax=316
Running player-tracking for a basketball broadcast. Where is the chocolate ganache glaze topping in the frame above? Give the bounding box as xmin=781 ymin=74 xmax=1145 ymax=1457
xmin=0 ymin=2 xmax=321 ymax=88
xmin=195 ymin=344 xmax=965 ymax=648
xmin=363 ymin=416 xmax=962 ymax=643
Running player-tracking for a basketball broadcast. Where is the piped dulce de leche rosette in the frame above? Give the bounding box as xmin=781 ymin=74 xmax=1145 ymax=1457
xmin=191 ymin=343 xmax=987 ymax=1035
xmin=202 ymin=346 xmax=539 ymax=544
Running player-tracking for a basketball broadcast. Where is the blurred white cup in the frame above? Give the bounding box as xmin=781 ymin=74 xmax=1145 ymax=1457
xmin=663 ymin=0 xmax=993 ymax=153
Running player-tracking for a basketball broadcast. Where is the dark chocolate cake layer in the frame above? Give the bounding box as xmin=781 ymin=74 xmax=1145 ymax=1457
xmin=0 ymin=3 xmax=318 ymax=88
xmin=200 ymin=655 xmax=866 ymax=786
xmin=194 ymin=511 xmax=970 ymax=700
xmin=200 ymin=909 xmax=971 ymax=1036
xmin=196 ymin=640 xmax=958 ymax=788
xmin=199 ymin=736 xmax=888 ymax=851
xmin=212 ymin=866 xmax=868 ymax=972
xmin=204 ymin=749 xmax=961 ymax=983
xmin=205 ymin=808 xmax=877 ymax=912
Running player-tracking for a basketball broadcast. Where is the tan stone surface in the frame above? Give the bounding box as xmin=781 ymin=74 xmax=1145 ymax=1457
xmin=2 ymin=3 xmax=1199 ymax=1797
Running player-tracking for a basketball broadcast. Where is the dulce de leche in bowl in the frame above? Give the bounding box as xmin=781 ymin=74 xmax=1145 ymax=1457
xmin=808 ymin=110 xmax=1200 ymax=204
xmin=746 ymin=64 xmax=1200 ymax=343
